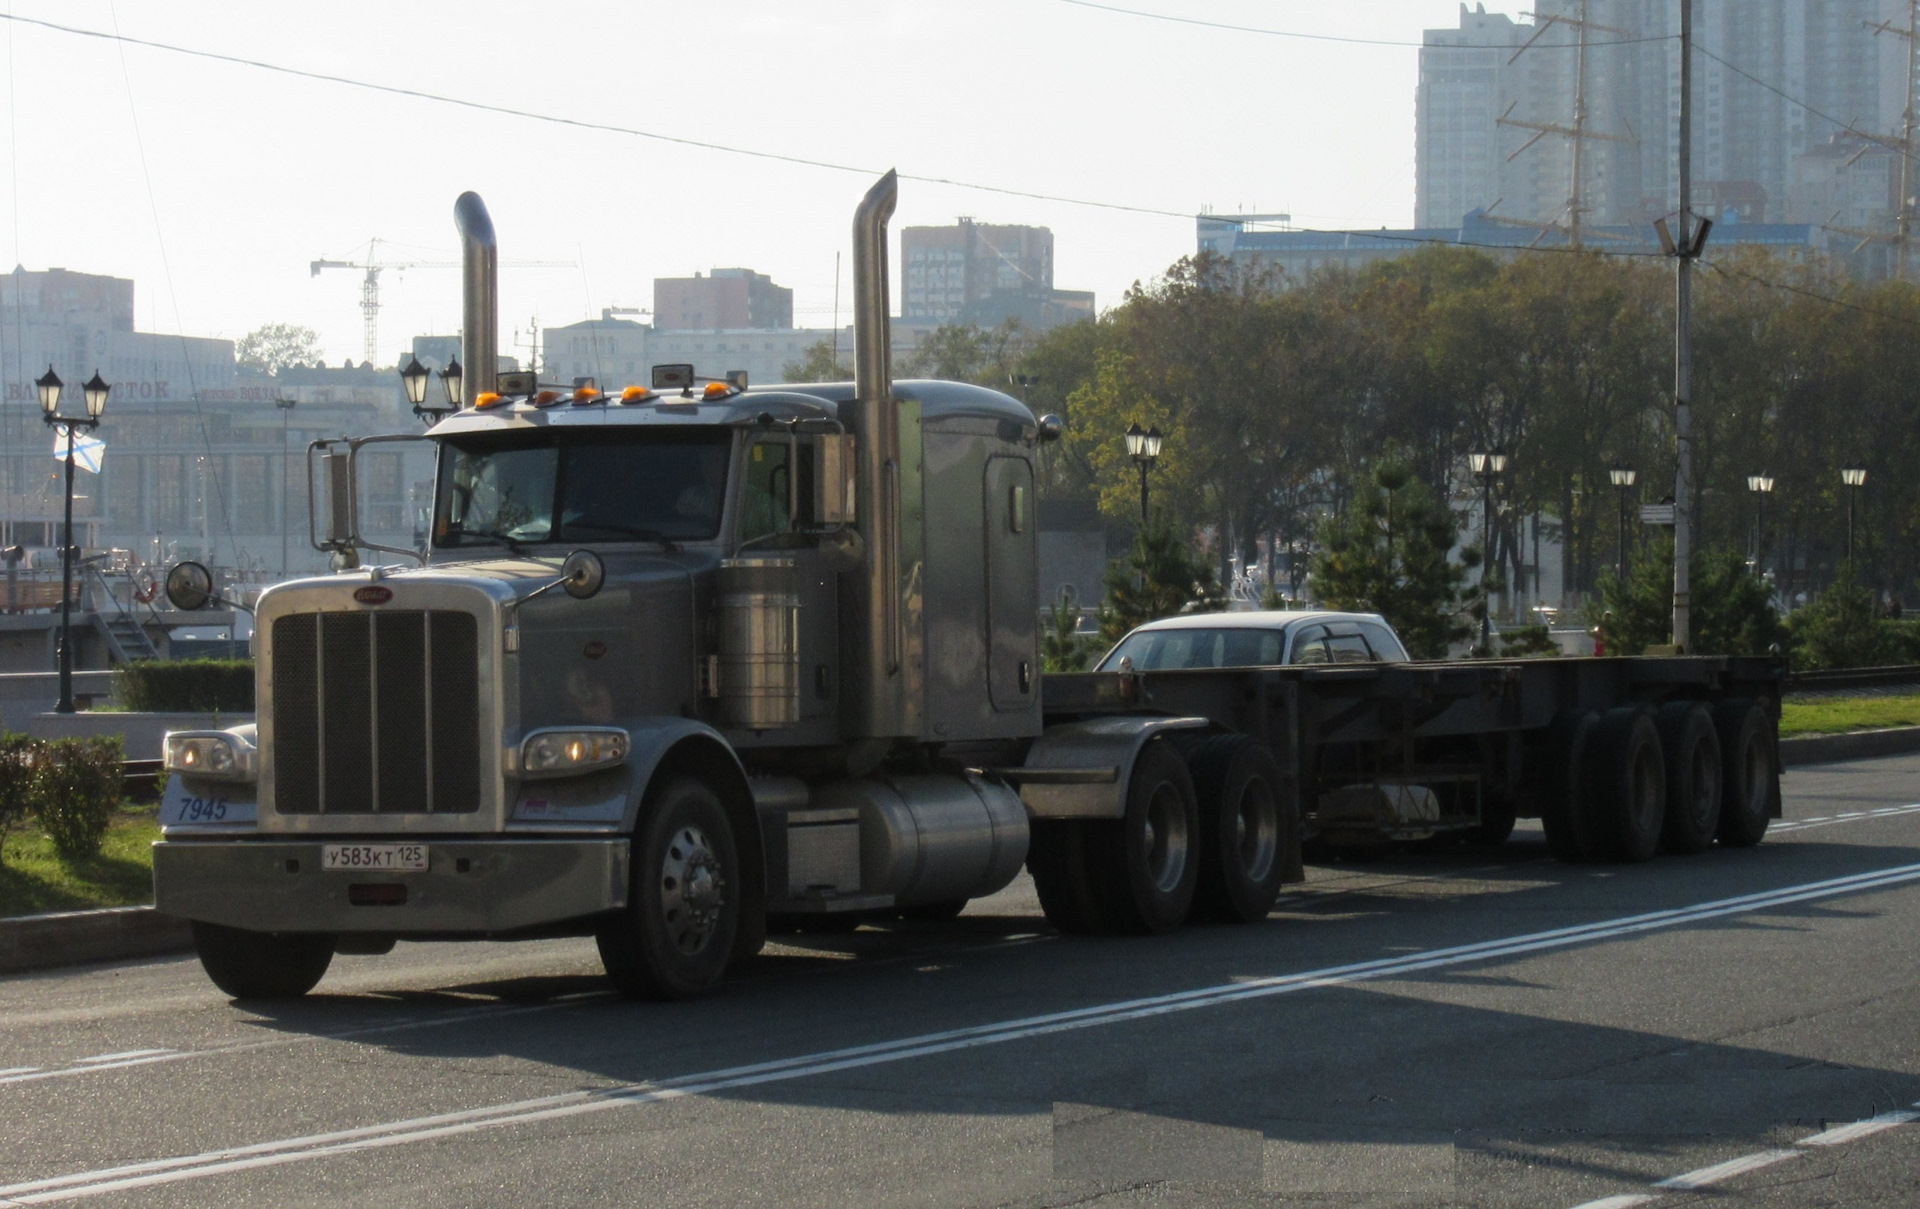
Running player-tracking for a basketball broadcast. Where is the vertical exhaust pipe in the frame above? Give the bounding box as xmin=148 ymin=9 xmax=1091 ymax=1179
xmin=455 ymin=192 xmax=497 ymax=404
xmin=848 ymin=169 xmax=906 ymax=742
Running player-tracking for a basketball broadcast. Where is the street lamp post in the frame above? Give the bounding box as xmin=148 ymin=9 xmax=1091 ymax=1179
xmin=1124 ymin=423 xmax=1164 ymax=525
xmin=401 ymin=355 xmax=462 ymax=427
xmin=276 ymin=397 xmax=297 ymax=578
xmin=1745 ymin=473 xmax=1774 ymax=574
xmin=37 ymin=366 xmax=110 ymax=714
xmin=1469 ymin=448 xmax=1510 ymax=653
xmin=1841 ymin=466 xmax=1867 ymax=583
xmin=1609 ymin=466 xmax=1637 ymax=584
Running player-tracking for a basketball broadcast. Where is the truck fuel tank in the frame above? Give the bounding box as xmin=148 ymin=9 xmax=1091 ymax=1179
xmin=806 ymin=772 xmax=1028 ymax=908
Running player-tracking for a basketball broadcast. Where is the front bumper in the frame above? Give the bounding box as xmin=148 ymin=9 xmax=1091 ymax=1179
xmin=153 ymin=837 xmax=630 ymax=934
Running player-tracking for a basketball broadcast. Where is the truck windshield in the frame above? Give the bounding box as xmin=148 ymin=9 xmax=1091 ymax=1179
xmin=434 ymin=428 xmax=732 ymax=549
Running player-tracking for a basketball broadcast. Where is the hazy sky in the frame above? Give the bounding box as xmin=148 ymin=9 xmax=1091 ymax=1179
xmin=2 ymin=1 xmax=1482 ymax=370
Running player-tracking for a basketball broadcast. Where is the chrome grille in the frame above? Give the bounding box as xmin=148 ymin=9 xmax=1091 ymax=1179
xmin=272 ymin=610 xmax=481 ymax=814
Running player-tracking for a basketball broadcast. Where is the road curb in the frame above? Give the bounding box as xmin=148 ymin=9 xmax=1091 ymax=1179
xmin=1780 ymin=725 xmax=1920 ymax=766
xmin=0 ymin=906 xmax=192 ymax=976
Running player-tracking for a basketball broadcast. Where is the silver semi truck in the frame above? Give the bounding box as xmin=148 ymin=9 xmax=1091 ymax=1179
xmin=153 ymin=172 xmax=1783 ymax=1001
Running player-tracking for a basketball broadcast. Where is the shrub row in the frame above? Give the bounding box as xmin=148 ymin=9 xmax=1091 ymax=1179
xmin=114 ymin=659 xmax=254 ymax=713
xmin=0 ymin=735 xmax=124 ymax=863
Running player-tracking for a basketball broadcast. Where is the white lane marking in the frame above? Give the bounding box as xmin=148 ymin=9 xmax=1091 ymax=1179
xmin=1567 ymin=1102 xmax=1920 ymax=1207
xmin=13 ymin=862 xmax=1920 ymax=1205
xmin=0 ymin=1067 xmax=39 ymax=1077
xmin=1654 ymin=1147 xmax=1802 ymax=1189
xmin=1771 ymin=802 xmax=1920 ymax=833
xmin=74 ymin=1049 xmax=171 ymax=1064
xmin=1802 ymin=1108 xmax=1920 ymax=1146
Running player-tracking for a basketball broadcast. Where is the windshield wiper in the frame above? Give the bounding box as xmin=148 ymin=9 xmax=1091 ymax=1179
xmin=564 ymin=522 xmax=680 ymax=552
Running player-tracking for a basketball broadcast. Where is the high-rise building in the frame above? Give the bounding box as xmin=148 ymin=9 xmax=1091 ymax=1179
xmin=653 ymin=268 xmax=793 ymax=331
xmin=900 ymin=220 xmax=1055 ymax=324
xmin=1417 ymin=1 xmax=1911 ymax=232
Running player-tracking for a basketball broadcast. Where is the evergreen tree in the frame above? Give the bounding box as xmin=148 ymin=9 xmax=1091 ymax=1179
xmin=1097 ymin=522 xmax=1225 ymax=643
xmin=1309 ymin=462 xmax=1471 ymax=658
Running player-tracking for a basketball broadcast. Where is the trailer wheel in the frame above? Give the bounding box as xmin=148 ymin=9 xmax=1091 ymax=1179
xmin=597 ymin=776 xmax=740 ymax=1000
xmin=1656 ymin=702 xmax=1722 ymax=854
xmin=190 ymin=921 xmax=334 ymax=1000
xmin=1714 ymin=699 xmax=1778 ymax=848
xmin=1586 ymin=706 xmax=1666 ymax=863
xmin=1186 ymin=735 xmax=1288 ymax=923
xmin=1535 ymin=711 xmax=1600 ymax=862
xmin=1090 ymin=740 xmax=1200 ymax=934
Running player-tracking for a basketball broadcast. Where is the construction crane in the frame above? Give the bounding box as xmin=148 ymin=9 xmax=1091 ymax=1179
xmin=311 ymin=238 xmax=573 ymax=365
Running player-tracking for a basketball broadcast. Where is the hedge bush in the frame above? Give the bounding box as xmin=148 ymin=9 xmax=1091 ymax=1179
xmin=0 ymin=735 xmax=35 ymax=862
xmin=28 ymin=736 xmax=123 ymax=862
xmin=115 ymin=659 xmax=254 ymax=713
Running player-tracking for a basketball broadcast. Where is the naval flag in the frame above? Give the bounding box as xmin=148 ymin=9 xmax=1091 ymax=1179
xmin=52 ymin=432 xmax=105 ymax=474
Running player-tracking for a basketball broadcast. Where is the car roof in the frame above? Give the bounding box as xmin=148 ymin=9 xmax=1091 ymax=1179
xmin=1119 ymin=610 xmax=1389 ymax=633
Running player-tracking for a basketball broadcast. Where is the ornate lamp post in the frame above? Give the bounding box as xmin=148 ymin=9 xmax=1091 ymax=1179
xmin=401 ymin=355 xmax=462 ymax=426
xmin=1609 ymin=466 xmax=1637 ymax=584
xmin=1745 ymin=473 xmax=1773 ymax=573
xmin=1841 ymin=466 xmax=1867 ymax=582
xmin=1124 ymin=423 xmax=1164 ymax=524
xmin=1469 ymin=448 xmax=1510 ymax=653
xmin=38 ymin=366 xmax=111 ymax=714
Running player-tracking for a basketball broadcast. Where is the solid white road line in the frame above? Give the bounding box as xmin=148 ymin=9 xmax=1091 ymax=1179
xmin=10 ymin=861 xmax=1920 ymax=1205
xmin=1801 ymin=1108 xmax=1920 ymax=1146
xmin=1654 ymin=1148 xmax=1802 ymax=1189
xmin=1568 ymin=1196 xmax=1656 ymax=1209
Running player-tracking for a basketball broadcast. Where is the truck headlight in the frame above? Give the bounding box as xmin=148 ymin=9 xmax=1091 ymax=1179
xmin=163 ymin=731 xmax=256 ymax=782
xmin=518 ymin=728 xmax=629 ymax=779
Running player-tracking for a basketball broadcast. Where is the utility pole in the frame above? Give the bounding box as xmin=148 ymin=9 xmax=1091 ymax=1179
xmin=1672 ymin=0 xmax=1697 ymax=652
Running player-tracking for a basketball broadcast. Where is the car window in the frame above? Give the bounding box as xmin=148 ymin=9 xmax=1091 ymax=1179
xmin=1326 ymin=631 xmax=1373 ymax=663
xmin=1218 ymin=629 xmax=1284 ymax=666
xmin=1287 ymin=625 xmax=1331 ymax=665
xmin=1357 ymin=621 xmax=1409 ymax=662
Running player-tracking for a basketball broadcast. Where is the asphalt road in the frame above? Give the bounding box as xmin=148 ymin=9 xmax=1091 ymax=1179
xmin=3 ymin=754 xmax=1920 ymax=1208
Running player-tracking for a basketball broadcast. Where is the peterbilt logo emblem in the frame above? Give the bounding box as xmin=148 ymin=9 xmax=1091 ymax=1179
xmin=354 ymin=586 xmax=394 ymax=605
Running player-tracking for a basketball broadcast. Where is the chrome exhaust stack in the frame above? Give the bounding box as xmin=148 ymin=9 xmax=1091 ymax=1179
xmin=847 ymin=169 xmax=908 ymax=743
xmin=455 ymin=192 xmax=497 ymax=404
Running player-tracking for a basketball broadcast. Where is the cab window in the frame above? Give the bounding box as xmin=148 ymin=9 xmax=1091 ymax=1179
xmin=1357 ymin=621 xmax=1409 ymax=662
xmin=739 ymin=436 xmax=815 ymax=545
xmin=1326 ymin=631 xmax=1373 ymax=663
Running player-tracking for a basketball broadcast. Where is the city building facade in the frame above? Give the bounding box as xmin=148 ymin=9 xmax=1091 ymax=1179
xmin=653 ymin=268 xmax=793 ymax=330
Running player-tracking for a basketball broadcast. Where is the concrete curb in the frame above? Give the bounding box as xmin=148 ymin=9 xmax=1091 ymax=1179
xmin=3 ymin=729 xmax=1918 ymax=978
xmin=0 ymin=906 xmax=192 ymax=976
xmin=1780 ymin=725 xmax=1920 ymax=766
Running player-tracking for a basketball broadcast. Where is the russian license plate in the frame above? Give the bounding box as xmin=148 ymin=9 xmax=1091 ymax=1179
xmin=321 ymin=843 xmax=427 ymax=873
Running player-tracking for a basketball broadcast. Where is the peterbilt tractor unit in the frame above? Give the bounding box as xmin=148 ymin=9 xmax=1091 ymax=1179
xmin=153 ymin=172 xmax=1784 ymax=1001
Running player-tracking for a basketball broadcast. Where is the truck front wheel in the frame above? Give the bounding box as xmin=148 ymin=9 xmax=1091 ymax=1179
xmin=597 ymin=777 xmax=741 ymax=1000
xmin=191 ymin=921 xmax=334 ymax=1000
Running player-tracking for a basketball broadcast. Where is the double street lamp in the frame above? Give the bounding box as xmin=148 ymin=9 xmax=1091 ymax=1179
xmin=1609 ymin=466 xmax=1637 ymax=584
xmin=1745 ymin=473 xmax=1773 ymax=573
xmin=400 ymin=355 xmax=463 ymax=425
xmin=1124 ymin=423 xmax=1164 ymax=524
xmin=1841 ymin=465 xmax=1867 ymax=581
xmin=1469 ymin=448 xmax=1509 ymax=653
xmin=36 ymin=366 xmax=111 ymax=714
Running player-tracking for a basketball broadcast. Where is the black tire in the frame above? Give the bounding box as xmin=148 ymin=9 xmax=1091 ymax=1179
xmin=1534 ymin=711 xmax=1601 ymax=862
xmin=897 ymin=899 xmax=969 ymax=922
xmin=191 ymin=921 xmax=334 ymax=1000
xmin=1087 ymin=740 xmax=1200 ymax=934
xmin=1585 ymin=706 xmax=1667 ymax=863
xmin=1466 ymin=794 xmax=1519 ymax=847
xmin=1656 ymin=702 xmax=1722 ymax=855
xmin=1714 ymin=699 xmax=1779 ymax=848
xmin=596 ymin=777 xmax=741 ymax=1000
xmin=765 ymin=912 xmax=863 ymax=935
xmin=1026 ymin=819 xmax=1105 ymax=935
xmin=1186 ymin=735 xmax=1289 ymax=924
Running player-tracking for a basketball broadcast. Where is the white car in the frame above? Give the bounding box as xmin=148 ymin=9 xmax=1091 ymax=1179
xmin=1094 ymin=610 xmax=1411 ymax=671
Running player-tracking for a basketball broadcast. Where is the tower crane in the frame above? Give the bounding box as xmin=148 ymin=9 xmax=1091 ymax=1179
xmin=311 ymin=238 xmax=573 ymax=365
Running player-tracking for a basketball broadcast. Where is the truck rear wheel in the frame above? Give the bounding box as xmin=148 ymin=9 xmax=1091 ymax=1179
xmin=1714 ymin=699 xmax=1778 ymax=848
xmin=1089 ymin=740 xmax=1199 ymax=934
xmin=1586 ymin=706 xmax=1666 ymax=863
xmin=191 ymin=921 xmax=334 ymax=1000
xmin=1656 ymin=702 xmax=1722 ymax=855
xmin=1186 ymin=735 xmax=1287 ymax=924
xmin=1535 ymin=711 xmax=1600 ymax=862
xmin=597 ymin=777 xmax=740 ymax=1000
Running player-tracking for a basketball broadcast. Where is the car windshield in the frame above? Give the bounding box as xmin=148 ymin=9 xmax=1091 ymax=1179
xmin=1096 ymin=627 xmax=1285 ymax=671
xmin=434 ymin=427 xmax=732 ymax=549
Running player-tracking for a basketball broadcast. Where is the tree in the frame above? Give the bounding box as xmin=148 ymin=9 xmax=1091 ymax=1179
xmin=780 ymin=338 xmax=851 ymax=383
xmin=1041 ymin=589 xmax=1094 ymax=672
xmin=236 ymin=323 xmax=323 ymax=376
xmin=1097 ymin=521 xmax=1224 ymax=643
xmin=1786 ymin=581 xmax=1899 ymax=670
xmin=1597 ymin=537 xmax=1785 ymax=657
xmin=899 ymin=320 xmax=1028 ymax=384
xmin=1308 ymin=462 xmax=1472 ymax=658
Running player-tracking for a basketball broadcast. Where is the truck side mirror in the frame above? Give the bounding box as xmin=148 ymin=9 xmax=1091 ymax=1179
xmin=165 ymin=561 xmax=215 ymax=611
xmin=321 ymin=449 xmax=354 ymax=548
xmin=814 ymin=433 xmax=856 ymax=525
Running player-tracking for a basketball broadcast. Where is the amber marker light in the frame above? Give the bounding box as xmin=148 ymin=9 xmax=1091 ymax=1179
xmin=474 ymin=391 xmax=505 ymax=409
xmin=572 ymin=386 xmax=604 ymax=405
xmin=533 ymin=390 xmax=564 ymax=408
xmin=702 ymin=381 xmax=733 ymax=399
xmin=619 ymin=386 xmax=656 ymax=405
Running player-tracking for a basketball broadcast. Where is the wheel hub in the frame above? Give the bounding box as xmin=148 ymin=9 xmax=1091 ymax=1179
xmin=660 ymin=825 xmax=726 ymax=956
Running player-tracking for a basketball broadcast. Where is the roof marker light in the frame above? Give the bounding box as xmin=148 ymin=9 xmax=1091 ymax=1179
xmin=474 ymin=391 xmax=505 ymax=410
xmin=532 ymin=390 xmax=564 ymax=409
xmin=702 ymin=382 xmax=733 ymax=400
xmin=619 ymin=385 xmax=656 ymax=405
xmin=572 ymin=386 xmax=604 ymax=405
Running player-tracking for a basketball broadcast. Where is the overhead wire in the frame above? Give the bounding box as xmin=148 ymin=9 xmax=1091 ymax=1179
xmin=1695 ymin=43 xmax=1914 ymax=162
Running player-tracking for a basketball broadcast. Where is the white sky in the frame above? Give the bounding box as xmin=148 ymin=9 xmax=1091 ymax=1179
xmin=1 ymin=1 xmax=1480 ymax=369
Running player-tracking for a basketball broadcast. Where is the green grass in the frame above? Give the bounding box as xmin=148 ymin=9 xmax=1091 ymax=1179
xmin=1780 ymin=693 xmax=1920 ymax=737
xmin=0 ymin=805 xmax=158 ymax=918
